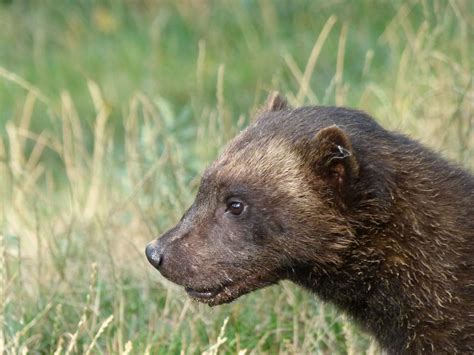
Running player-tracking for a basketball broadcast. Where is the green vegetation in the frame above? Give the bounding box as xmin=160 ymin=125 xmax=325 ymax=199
xmin=0 ymin=0 xmax=471 ymax=353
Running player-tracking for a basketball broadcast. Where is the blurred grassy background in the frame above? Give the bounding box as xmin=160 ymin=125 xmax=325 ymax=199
xmin=0 ymin=0 xmax=472 ymax=353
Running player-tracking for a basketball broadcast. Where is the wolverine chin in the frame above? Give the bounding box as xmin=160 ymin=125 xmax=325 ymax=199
xmin=185 ymin=284 xmax=239 ymax=306
xmin=184 ymin=274 xmax=279 ymax=306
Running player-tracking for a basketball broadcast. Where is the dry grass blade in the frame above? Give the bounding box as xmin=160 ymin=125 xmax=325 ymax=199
xmin=0 ymin=66 xmax=51 ymax=107
xmin=202 ymin=317 xmax=229 ymax=355
xmin=335 ymin=23 xmax=348 ymax=106
xmin=53 ymin=337 xmax=64 ymax=355
xmin=0 ymin=234 xmax=4 ymax=351
xmin=84 ymin=81 xmax=111 ymax=220
xmin=122 ymin=340 xmax=133 ymax=355
xmin=296 ymin=15 xmax=337 ymax=104
xmin=4 ymin=303 xmax=53 ymax=350
xmin=84 ymin=315 xmax=114 ymax=355
xmin=283 ymin=53 xmax=319 ymax=104
xmin=65 ymin=263 xmax=98 ymax=355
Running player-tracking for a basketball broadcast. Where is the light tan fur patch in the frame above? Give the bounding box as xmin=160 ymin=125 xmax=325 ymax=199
xmin=211 ymin=136 xmax=311 ymax=201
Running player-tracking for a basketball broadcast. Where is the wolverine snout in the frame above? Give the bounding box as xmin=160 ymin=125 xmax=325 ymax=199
xmin=145 ymin=241 xmax=164 ymax=270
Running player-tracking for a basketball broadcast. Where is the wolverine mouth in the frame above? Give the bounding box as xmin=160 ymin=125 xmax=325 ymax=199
xmin=185 ymin=286 xmax=224 ymax=300
xmin=183 ymin=274 xmax=279 ymax=306
xmin=184 ymin=284 xmax=234 ymax=306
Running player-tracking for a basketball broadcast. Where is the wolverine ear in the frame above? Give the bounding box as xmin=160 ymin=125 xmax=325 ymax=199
xmin=263 ymin=91 xmax=289 ymax=112
xmin=252 ymin=91 xmax=290 ymax=123
xmin=313 ymin=125 xmax=359 ymax=189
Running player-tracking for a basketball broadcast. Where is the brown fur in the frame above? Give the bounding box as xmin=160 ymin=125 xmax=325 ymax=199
xmin=146 ymin=94 xmax=474 ymax=354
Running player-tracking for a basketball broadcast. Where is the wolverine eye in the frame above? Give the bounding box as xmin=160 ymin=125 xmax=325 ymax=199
xmin=226 ymin=201 xmax=245 ymax=215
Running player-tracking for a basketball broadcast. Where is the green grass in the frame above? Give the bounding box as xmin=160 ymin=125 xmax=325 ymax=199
xmin=0 ymin=0 xmax=472 ymax=353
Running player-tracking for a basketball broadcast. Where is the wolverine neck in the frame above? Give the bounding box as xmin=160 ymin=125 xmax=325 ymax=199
xmin=289 ymin=253 xmax=409 ymax=353
xmin=289 ymin=220 xmax=462 ymax=353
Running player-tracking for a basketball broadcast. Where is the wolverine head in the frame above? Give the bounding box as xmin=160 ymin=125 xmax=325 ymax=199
xmin=146 ymin=93 xmax=374 ymax=306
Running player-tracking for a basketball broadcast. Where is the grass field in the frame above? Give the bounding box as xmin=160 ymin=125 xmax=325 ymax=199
xmin=0 ymin=0 xmax=472 ymax=353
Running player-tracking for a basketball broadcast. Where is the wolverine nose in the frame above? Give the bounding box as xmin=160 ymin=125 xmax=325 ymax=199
xmin=145 ymin=242 xmax=163 ymax=270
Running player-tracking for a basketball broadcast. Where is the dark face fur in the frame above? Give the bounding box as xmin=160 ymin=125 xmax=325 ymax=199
xmin=146 ymin=95 xmax=358 ymax=306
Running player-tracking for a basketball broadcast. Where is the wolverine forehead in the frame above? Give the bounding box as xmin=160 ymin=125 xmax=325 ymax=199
xmin=202 ymin=133 xmax=310 ymax=200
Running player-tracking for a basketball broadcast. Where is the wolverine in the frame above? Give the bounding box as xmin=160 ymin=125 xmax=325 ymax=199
xmin=146 ymin=93 xmax=474 ymax=354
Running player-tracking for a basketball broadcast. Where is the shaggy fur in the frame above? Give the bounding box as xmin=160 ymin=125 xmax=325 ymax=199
xmin=146 ymin=94 xmax=474 ymax=354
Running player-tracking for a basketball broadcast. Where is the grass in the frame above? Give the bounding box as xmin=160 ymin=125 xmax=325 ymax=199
xmin=0 ymin=0 xmax=472 ymax=353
